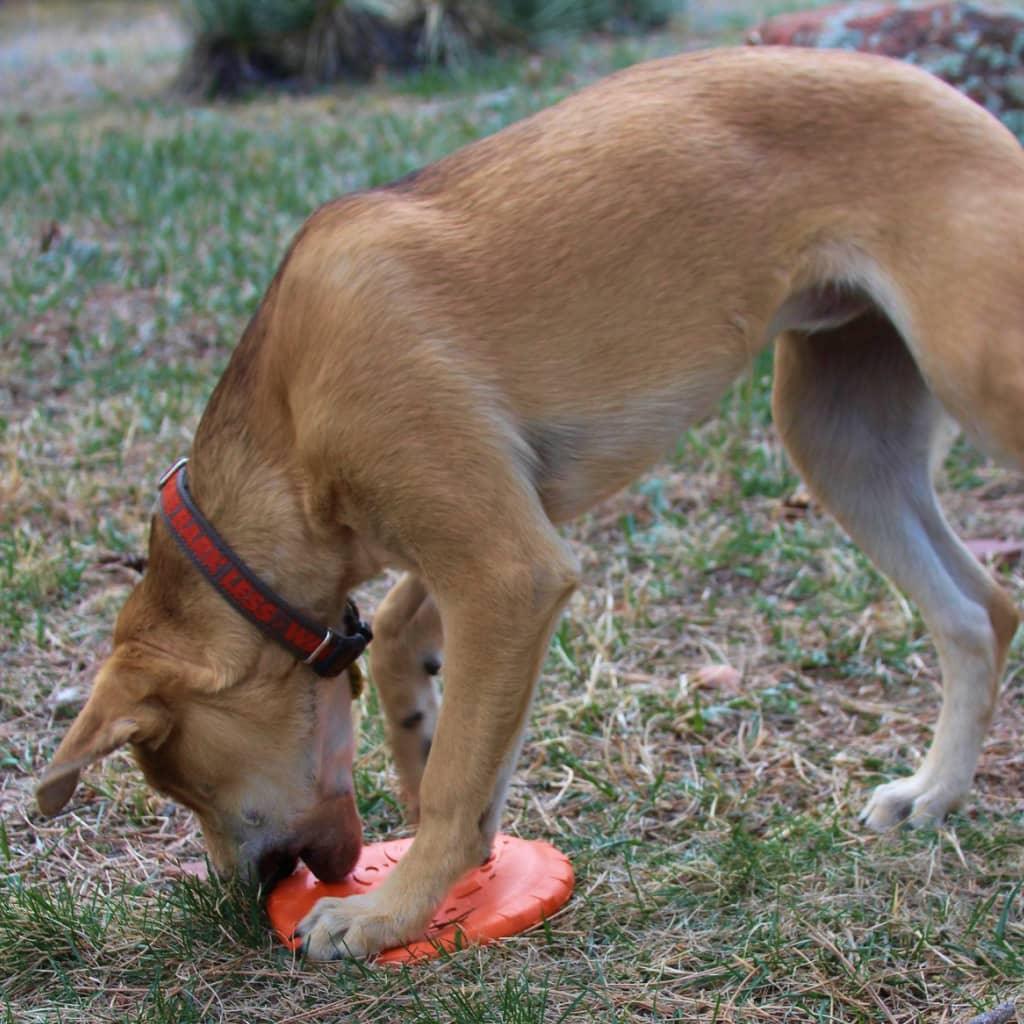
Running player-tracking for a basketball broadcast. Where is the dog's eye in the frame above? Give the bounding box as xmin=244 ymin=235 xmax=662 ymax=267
xmin=241 ymin=809 xmax=266 ymax=828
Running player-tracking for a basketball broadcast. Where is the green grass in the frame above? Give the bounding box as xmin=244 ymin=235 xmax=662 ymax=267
xmin=2 ymin=4 xmax=1023 ymax=1023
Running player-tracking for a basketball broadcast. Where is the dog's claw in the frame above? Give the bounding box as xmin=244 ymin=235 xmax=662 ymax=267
xmin=294 ymin=891 xmax=423 ymax=960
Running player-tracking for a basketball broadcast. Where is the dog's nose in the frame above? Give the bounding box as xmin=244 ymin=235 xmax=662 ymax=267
xmin=295 ymin=792 xmax=363 ymax=883
xmin=300 ymin=834 xmax=361 ymax=884
xmin=256 ymin=846 xmax=299 ymax=888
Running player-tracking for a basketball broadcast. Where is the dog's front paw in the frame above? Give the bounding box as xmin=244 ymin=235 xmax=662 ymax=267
xmin=294 ymin=892 xmax=422 ymax=960
xmin=860 ymin=773 xmax=968 ymax=831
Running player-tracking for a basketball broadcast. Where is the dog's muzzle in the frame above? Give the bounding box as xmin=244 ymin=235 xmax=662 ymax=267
xmin=255 ymin=792 xmax=363 ymax=888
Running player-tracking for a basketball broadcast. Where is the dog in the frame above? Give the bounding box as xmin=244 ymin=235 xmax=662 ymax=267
xmin=36 ymin=46 xmax=1022 ymax=959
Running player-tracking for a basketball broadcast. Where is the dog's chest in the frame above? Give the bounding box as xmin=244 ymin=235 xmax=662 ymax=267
xmin=523 ymin=385 xmax=725 ymax=521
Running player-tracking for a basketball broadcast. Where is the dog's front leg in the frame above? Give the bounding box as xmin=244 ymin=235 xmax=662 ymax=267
xmin=370 ymin=573 xmax=443 ymax=822
xmin=296 ymin=533 xmax=579 ymax=959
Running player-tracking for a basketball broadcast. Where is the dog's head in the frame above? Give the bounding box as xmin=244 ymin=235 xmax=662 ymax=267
xmin=35 ymin=521 xmax=366 ymax=886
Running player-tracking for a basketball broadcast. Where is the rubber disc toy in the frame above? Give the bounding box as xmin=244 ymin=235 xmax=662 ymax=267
xmin=267 ymin=833 xmax=574 ymax=963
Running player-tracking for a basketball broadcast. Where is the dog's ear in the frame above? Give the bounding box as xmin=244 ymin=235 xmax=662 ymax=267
xmin=36 ymin=663 xmax=172 ymax=817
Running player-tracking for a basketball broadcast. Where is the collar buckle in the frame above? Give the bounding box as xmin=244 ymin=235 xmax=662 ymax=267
xmin=304 ymin=629 xmax=337 ymax=667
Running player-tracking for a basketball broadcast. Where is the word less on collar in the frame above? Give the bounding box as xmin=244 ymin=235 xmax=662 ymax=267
xmin=157 ymin=458 xmax=372 ymax=678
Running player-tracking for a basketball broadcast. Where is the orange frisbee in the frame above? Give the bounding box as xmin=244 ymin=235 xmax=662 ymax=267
xmin=267 ymin=833 xmax=574 ymax=963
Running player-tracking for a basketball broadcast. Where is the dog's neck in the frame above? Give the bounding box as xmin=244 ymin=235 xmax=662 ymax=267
xmin=166 ymin=307 xmax=379 ymax=660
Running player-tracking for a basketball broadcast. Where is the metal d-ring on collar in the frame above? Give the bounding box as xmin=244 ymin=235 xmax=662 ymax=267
xmin=156 ymin=458 xmax=372 ymax=679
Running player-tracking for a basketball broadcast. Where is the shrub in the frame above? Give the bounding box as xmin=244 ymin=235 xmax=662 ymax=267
xmin=177 ymin=0 xmax=681 ymax=96
xmin=492 ymin=0 xmax=676 ymax=34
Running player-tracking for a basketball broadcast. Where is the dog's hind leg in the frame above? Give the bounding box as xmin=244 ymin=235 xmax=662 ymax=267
xmin=370 ymin=573 xmax=442 ymax=823
xmin=772 ymin=311 xmax=1019 ymax=829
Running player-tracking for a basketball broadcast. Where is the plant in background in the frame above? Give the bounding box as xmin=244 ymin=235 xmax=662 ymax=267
xmin=177 ymin=0 xmax=683 ymax=96
xmin=177 ymin=0 xmax=321 ymax=94
xmin=301 ymin=1 xmax=522 ymax=81
xmin=492 ymin=0 xmax=675 ymax=34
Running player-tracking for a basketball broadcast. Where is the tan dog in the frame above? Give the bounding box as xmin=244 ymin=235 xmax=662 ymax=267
xmin=37 ymin=47 xmax=1021 ymax=959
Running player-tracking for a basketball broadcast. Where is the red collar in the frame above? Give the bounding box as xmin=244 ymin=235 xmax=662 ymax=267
xmin=157 ymin=459 xmax=372 ymax=678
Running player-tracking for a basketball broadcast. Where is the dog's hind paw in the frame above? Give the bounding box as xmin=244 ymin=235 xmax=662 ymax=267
xmin=293 ymin=892 xmax=420 ymax=960
xmin=859 ymin=774 xmax=968 ymax=831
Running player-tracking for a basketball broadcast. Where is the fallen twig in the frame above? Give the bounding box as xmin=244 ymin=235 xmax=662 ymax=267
xmin=965 ymin=1002 xmax=1016 ymax=1024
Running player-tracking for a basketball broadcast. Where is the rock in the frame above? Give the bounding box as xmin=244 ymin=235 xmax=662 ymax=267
xmin=50 ymin=686 xmax=83 ymax=709
xmin=748 ymin=2 xmax=1024 ymax=139
xmin=694 ymin=663 xmax=743 ymax=691
xmin=963 ymin=537 xmax=1024 ymax=563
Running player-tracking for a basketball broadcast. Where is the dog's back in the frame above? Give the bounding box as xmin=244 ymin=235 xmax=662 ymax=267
xmin=272 ymin=47 xmax=1024 ymax=503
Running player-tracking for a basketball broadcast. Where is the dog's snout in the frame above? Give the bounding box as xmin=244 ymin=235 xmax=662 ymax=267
xmin=294 ymin=792 xmax=363 ymax=883
xmin=300 ymin=834 xmax=361 ymax=884
xmin=256 ymin=846 xmax=299 ymax=888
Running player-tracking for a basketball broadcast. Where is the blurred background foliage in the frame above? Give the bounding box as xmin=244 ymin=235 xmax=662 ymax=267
xmin=178 ymin=0 xmax=682 ymax=95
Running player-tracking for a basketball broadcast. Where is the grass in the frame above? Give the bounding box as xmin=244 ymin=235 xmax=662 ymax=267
xmin=2 ymin=3 xmax=1023 ymax=1023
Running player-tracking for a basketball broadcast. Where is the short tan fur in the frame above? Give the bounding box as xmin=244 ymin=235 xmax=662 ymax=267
xmin=39 ymin=47 xmax=1021 ymax=958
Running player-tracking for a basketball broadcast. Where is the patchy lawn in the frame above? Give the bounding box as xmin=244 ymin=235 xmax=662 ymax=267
xmin=1 ymin=3 xmax=1021 ymax=1022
